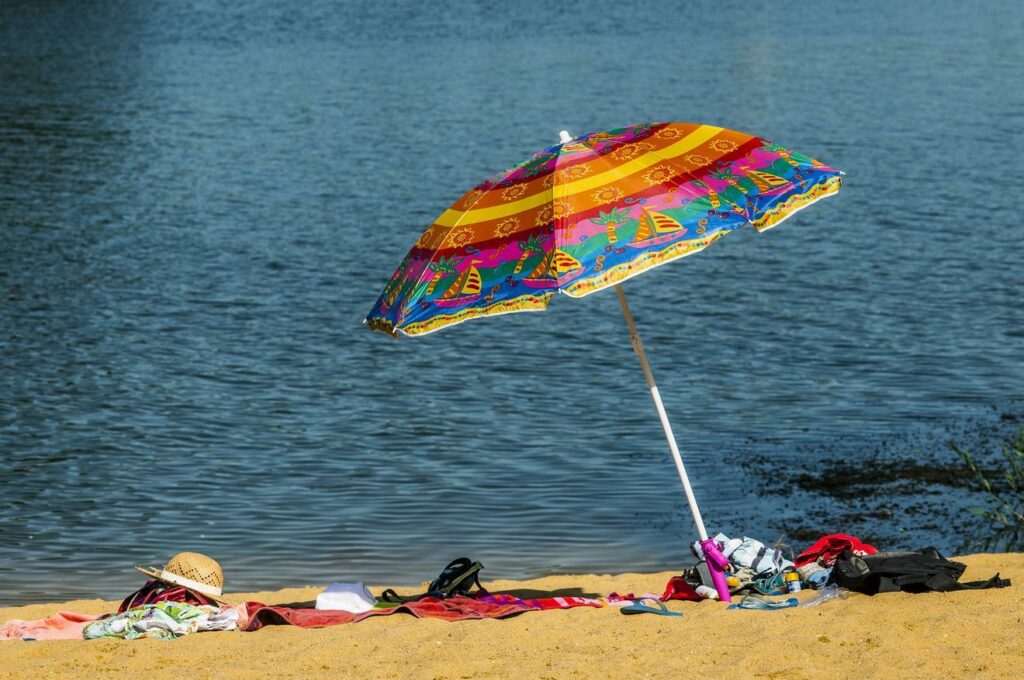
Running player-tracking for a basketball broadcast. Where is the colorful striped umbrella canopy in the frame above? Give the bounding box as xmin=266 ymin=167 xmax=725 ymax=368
xmin=366 ymin=122 xmax=841 ymax=337
xmin=365 ymin=122 xmax=842 ymax=601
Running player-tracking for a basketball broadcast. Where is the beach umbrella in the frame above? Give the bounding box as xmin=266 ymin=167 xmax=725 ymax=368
xmin=365 ymin=122 xmax=842 ymax=601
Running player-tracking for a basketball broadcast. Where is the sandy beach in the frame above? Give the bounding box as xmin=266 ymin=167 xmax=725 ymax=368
xmin=1 ymin=553 xmax=1021 ymax=679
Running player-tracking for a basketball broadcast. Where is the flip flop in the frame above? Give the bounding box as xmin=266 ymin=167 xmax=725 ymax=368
xmin=727 ymin=594 xmax=799 ymax=611
xmin=750 ymin=572 xmax=788 ymax=596
xmin=620 ymin=599 xmax=683 ymax=617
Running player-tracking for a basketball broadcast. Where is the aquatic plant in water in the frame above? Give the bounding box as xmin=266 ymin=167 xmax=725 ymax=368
xmin=953 ymin=427 xmax=1024 ymax=551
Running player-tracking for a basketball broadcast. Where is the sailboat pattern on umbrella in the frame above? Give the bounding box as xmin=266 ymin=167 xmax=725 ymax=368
xmin=367 ymin=122 xmax=842 ymax=337
xmin=436 ymin=262 xmax=483 ymax=307
xmin=629 ymin=207 xmax=687 ymax=248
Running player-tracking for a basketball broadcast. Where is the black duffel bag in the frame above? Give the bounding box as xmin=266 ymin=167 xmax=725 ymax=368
xmin=829 ymin=547 xmax=1011 ymax=595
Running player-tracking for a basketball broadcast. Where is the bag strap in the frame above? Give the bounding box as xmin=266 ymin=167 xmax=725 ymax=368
xmin=378 ymin=588 xmax=416 ymax=604
xmin=119 ymin=580 xmax=163 ymax=613
xmin=950 ymin=573 xmax=1011 ymax=590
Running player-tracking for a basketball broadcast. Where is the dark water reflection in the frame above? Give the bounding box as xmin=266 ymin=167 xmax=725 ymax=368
xmin=1 ymin=0 xmax=1022 ymax=605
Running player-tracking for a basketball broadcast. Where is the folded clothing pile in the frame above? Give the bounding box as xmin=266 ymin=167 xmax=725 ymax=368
xmin=83 ymin=602 xmax=239 ymax=640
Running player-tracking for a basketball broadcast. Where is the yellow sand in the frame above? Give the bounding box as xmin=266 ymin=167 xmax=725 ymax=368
xmin=1 ymin=553 xmax=1021 ymax=679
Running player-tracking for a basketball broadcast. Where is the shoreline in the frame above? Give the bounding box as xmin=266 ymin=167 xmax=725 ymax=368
xmin=2 ymin=553 xmax=1022 ymax=679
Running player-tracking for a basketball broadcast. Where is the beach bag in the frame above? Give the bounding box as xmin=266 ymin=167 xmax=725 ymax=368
xmin=829 ymin=548 xmax=1011 ymax=595
xmin=692 ymin=533 xmax=793 ymax=576
xmin=379 ymin=558 xmax=486 ymax=603
xmin=118 ymin=579 xmax=215 ymax=613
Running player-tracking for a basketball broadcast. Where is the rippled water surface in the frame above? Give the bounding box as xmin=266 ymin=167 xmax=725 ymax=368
xmin=2 ymin=0 xmax=1022 ymax=605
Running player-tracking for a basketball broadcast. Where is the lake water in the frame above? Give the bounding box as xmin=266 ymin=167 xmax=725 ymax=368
xmin=1 ymin=0 xmax=1022 ymax=606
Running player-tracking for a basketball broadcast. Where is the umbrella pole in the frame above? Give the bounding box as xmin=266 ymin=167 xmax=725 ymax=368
xmin=615 ymin=284 xmax=709 ymax=539
xmin=615 ymin=284 xmax=732 ymax=601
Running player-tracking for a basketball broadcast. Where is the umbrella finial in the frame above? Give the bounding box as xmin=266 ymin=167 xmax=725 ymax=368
xmin=559 ymin=130 xmax=573 ymax=144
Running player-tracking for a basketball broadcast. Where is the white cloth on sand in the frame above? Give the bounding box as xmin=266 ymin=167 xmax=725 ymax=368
xmin=315 ymin=582 xmax=377 ymax=613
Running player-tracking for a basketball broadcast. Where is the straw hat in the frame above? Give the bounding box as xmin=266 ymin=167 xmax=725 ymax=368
xmin=135 ymin=552 xmax=227 ymax=601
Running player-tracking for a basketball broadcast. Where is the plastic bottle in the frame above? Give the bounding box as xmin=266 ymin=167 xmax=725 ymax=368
xmin=799 ymin=583 xmax=848 ymax=607
xmin=695 ymin=585 xmax=719 ymax=600
xmin=784 ymin=571 xmax=802 ymax=593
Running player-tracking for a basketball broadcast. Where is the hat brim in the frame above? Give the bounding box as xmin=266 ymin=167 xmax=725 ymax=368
xmin=135 ymin=566 xmax=230 ymax=605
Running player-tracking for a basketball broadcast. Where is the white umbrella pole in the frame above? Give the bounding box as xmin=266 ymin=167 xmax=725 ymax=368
xmin=615 ymin=284 xmax=732 ymax=601
xmin=614 ymin=284 xmax=709 ymax=541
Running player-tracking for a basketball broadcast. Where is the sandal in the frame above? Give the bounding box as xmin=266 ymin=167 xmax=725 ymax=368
xmin=727 ymin=594 xmax=799 ymax=611
xmin=750 ymin=572 xmax=789 ymax=596
xmin=379 ymin=558 xmax=486 ymax=604
xmin=428 ymin=557 xmax=485 ymax=598
xmin=621 ymin=599 xmax=683 ymax=617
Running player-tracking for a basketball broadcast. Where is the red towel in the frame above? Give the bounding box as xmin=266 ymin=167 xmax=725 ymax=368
xmin=242 ymin=595 xmax=537 ymax=631
xmin=480 ymin=593 xmax=605 ymax=610
xmin=795 ymin=533 xmax=878 ymax=568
